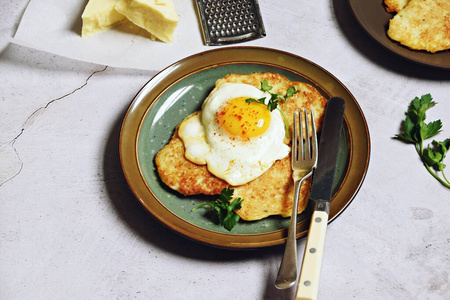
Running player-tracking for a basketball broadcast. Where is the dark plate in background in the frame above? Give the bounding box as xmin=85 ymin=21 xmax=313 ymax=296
xmin=348 ymin=0 xmax=450 ymax=69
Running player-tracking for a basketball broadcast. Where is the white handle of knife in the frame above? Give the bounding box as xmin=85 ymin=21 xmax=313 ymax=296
xmin=295 ymin=209 xmax=329 ymax=300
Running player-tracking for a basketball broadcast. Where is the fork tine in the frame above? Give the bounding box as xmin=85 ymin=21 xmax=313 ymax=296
xmin=310 ymin=108 xmax=318 ymax=162
xmin=292 ymin=110 xmax=298 ymax=164
xmin=298 ymin=110 xmax=304 ymax=160
xmin=304 ymin=108 xmax=311 ymax=160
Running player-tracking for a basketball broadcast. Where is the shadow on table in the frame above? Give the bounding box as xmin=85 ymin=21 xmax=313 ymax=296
xmin=332 ymin=0 xmax=450 ymax=80
xmin=103 ymin=105 xmax=220 ymax=257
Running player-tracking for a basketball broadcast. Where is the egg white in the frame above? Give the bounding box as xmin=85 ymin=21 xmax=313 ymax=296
xmin=178 ymin=82 xmax=290 ymax=186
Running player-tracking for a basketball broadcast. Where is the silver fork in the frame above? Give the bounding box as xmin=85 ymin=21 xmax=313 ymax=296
xmin=275 ymin=108 xmax=318 ymax=289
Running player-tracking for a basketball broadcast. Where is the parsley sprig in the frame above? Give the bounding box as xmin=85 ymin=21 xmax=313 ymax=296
xmin=191 ymin=188 xmax=243 ymax=231
xmin=394 ymin=94 xmax=450 ymax=188
xmin=245 ymin=80 xmax=298 ymax=138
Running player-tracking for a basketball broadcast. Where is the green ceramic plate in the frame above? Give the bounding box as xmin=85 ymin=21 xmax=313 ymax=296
xmin=119 ymin=47 xmax=370 ymax=249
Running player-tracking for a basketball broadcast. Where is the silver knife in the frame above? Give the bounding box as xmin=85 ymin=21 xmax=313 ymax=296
xmin=296 ymin=97 xmax=345 ymax=300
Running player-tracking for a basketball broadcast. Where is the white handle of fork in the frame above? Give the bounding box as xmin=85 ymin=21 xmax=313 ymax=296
xmin=295 ymin=206 xmax=329 ymax=300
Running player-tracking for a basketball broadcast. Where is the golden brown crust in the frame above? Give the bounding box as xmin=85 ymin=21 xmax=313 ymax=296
xmin=387 ymin=0 xmax=450 ymax=53
xmin=155 ymin=72 xmax=327 ymax=220
xmin=155 ymin=128 xmax=229 ymax=196
xmin=233 ymin=156 xmax=312 ymax=221
xmin=155 ymin=130 xmax=312 ymax=220
xmin=384 ymin=0 xmax=410 ymax=13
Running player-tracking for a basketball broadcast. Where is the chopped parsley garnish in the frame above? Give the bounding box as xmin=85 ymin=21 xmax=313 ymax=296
xmin=245 ymin=96 xmax=279 ymax=112
xmin=286 ymin=86 xmax=298 ymax=99
xmin=394 ymin=94 xmax=450 ymax=188
xmin=191 ymin=188 xmax=243 ymax=231
xmin=245 ymin=80 xmax=299 ymax=139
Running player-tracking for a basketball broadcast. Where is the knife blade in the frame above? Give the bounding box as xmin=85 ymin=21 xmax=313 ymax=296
xmin=296 ymin=96 xmax=345 ymax=300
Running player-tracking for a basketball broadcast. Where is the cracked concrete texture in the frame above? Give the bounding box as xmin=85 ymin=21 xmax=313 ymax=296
xmin=0 ymin=44 xmax=109 ymax=145
xmin=0 ymin=141 xmax=23 ymax=186
xmin=0 ymin=63 xmax=108 ymax=186
xmin=1 ymin=46 xmax=153 ymax=197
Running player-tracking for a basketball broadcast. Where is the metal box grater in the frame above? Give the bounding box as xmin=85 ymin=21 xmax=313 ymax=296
xmin=195 ymin=0 xmax=266 ymax=46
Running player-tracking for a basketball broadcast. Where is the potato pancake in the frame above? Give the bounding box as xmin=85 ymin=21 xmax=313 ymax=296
xmin=387 ymin=0 xmax=450 ymax=53
xmin=384 ymin=0 xmax=410 ymax=13
xmin=155 ymin=72 xmax=327 ymax=221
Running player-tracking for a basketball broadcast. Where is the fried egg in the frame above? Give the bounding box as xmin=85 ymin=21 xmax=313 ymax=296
xmin=178 ymin=82 xmax=290 ymax=186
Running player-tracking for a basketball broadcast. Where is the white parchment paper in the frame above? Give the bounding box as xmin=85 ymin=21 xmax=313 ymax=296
xmin=12 ymin=0 xmax=244 ymax=70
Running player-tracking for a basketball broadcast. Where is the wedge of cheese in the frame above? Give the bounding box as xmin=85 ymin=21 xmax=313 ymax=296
xmin=81 ymin=0 xmax=126 ymax=37
xmin=115 ymin=0 xmax=179 ymax=43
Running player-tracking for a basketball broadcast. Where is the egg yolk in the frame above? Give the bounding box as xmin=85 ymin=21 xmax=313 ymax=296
xmin=217 ymin=97 xmax=271 ymax=138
